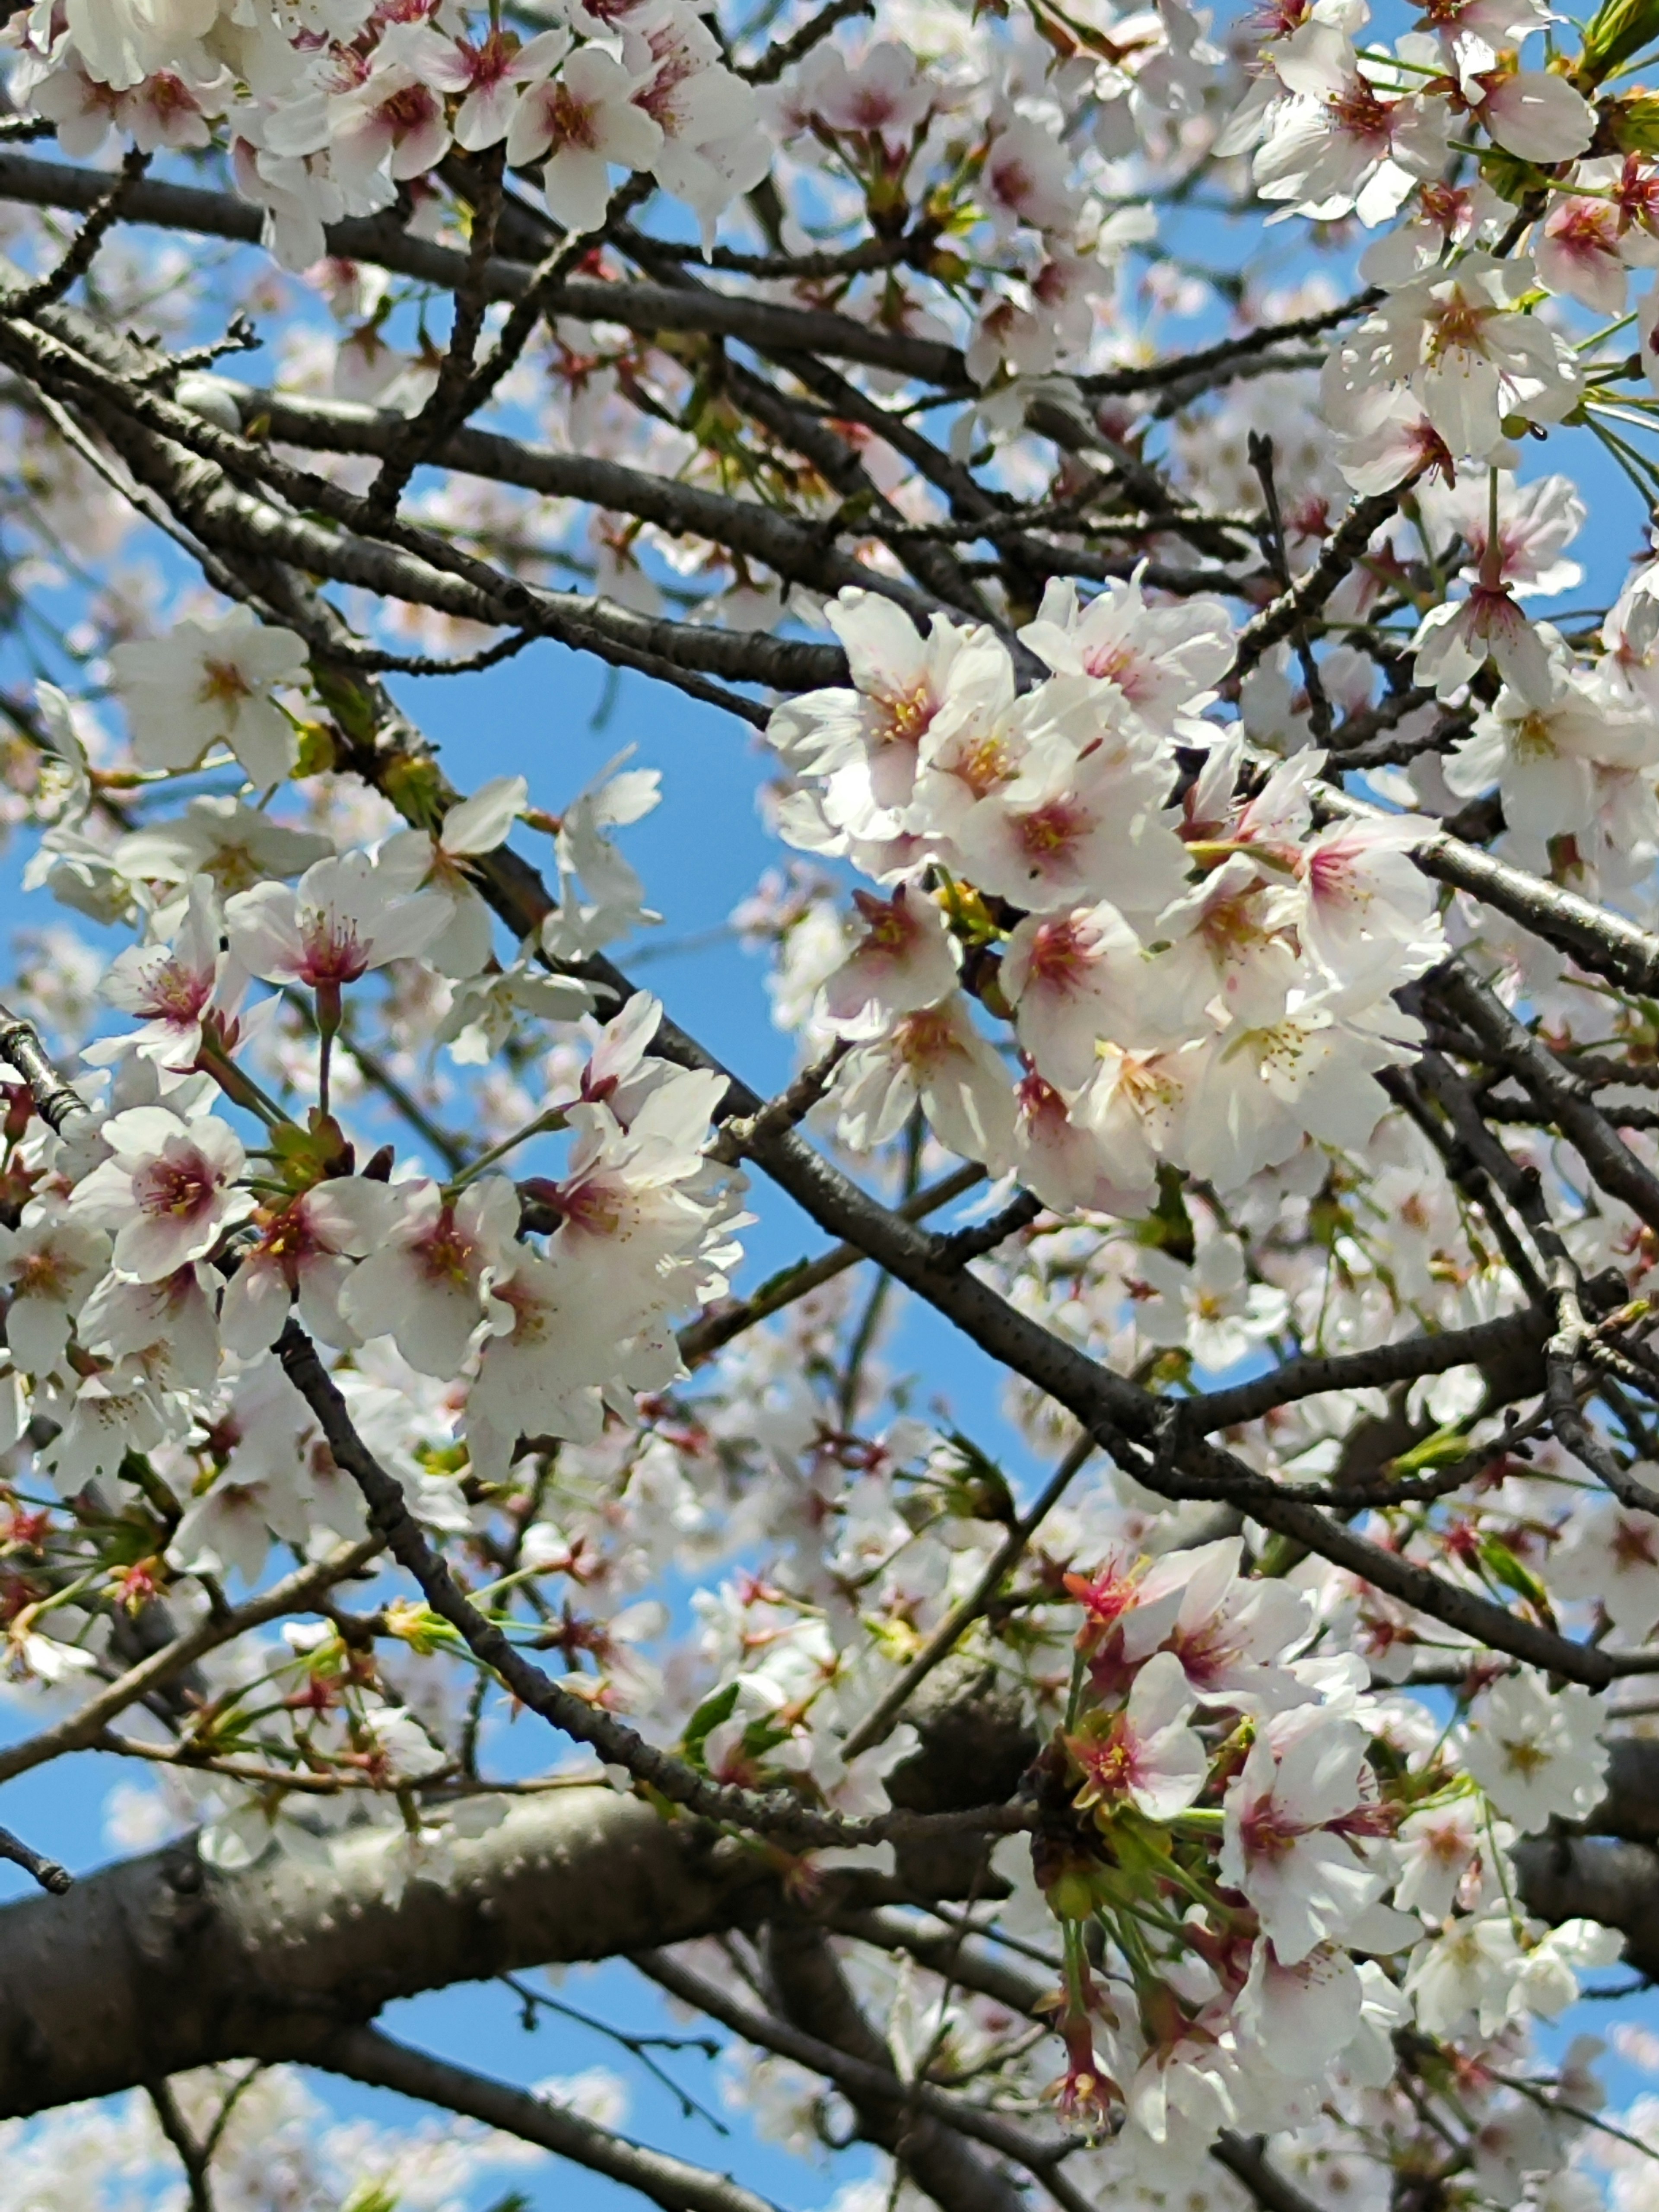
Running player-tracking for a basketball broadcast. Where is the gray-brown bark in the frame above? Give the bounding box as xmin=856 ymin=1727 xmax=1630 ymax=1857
xmin=0 ymin=1787 xmax=770 ymax=2117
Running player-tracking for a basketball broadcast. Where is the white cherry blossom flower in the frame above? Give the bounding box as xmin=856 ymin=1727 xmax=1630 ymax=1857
xmin=1548 ymin=1492 xmax=1659 ymax=1640
xmin=220 ymin=1177 xmax=395 ymax=1354
xmin=226 ymin=852 xmax=449 ymax=1018
xmin=1235 ymin=1938 xmax=1364 ymax=2079
xmin=376 ymin=775 xmax=525 ymax=980
xmin=1394 ymin=1796 xmax=1512 ymax=1920
xmin=1002 ymin=902 xmax=1145 ymax=1087
xmin=108 ymin=608 xmax=309 ymax=786
xmin=1018 ymin=573 xmax=1234 ymax=734
xmin=1444 ymin=665 xmax=1655 ymax=836
xmin=1460 ymin=1675 xmax=1608 ymax=1831
xmin=91 ymin=874 xmax=242 ymax=1074
xmin=76 ymin=1260 xmax=220 ymax=1393
xmin=1130 ymin=1237 xmax=1289 ymax=1371
xmin=833 ymin=996 xmax=1016 ymax=1171
xmin=342 ymin=1174 xmax=520 ymax=1378
xmin=112 ymin=796 xmax=334 ymax=897
xmin=69 ymin=1107 xmax=251 ymax=1281
xmin=0 ymin=1208 xmax=109 ymax=1374
xmin=1219 ymin=1710 xmax=1387 ymax=1962
xmin=1414 ymin=580 xmax=1555 ymax=702
xmin=819 ymin=887 xmax=959 ymax=1039
xmin=1067 ymin=1648 xmax=1209 ymax=1820
xmin=506 ymin=42 xmax=663 ymax=234
xmin=1013 ymin=1070 xmax=1151 ymax=1215
xmin=954 ymin=733 xmax=1186 ymax=917
xmin=1326 ymin=256 xmax=1582 ymax=461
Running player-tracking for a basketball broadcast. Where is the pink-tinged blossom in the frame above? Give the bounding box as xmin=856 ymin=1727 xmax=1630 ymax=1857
xmin=0 ymin=1209 xmax=109 ymax=1374
xmin=1122 ymin=1536 xmax=1314 ymax=1708
xmin=1548 ymin=1491 xmax=1659 ymax=1640
xmin=1537 ymin=194 xmax=1627 ymax=312
xmin=1067 ymin=1649 xmax=1209 ymax=1821
xmin=1018 ymin=573 xmax=1235 ymax=734
xmin=770 ymin=595 xmax=1009 ymax=836
xmin=1072 ymin=1039 xmax=1198 ymax=1195
xmin=69 ymin=1107 xmax=251 ymax=1282
xmin=541 ymin=1067 xmax=741 ymax=1341
xmin=466 ymin=1247 xmax=632 ymax=1477
xmin=92 ymin=875 xmax=243 ymax=1072
xmin=981 ymin=115 xmax=1078 ymax=237
xmin=631 ymin=12 xmax=766 ymax=236
xmin=1219 ymin=1710 xmax=1388 ymax=1962
xmin=1468 ymin=66 xmax=1594 ymax=165
xmin=1357 ymin=176 xmax=1506 ymax=284
xmin=1152 ymin=854 xmax=1301 ymax=1029
xmin=1443 ymin=665 xmax=1658 ymax=837
xmin=226 ymin=852 xmax=449 ymax=1015
xmin=807 ymin=42 xmax=937 ymax=148
xmin=107 ymin=607 xmax=309 ymax=786
xmin=326 ymin=28 xmax=453 ymax=188
xmin=1413 ymin=582 xmax=1554 ymax=702
xmin=1334 ymin=392 xmax=1456 ymax=495
xmin=1421 ymin=470 xmax=1586 ymax=599
xmin=219 ymin=1178 xmax=395 ymax=1355
xmin=834 ymin=995 xmax=1016 ymax=1172
xmin=416 ymin=25 xmax=568 ymax=149
xmin=820 ymin=887 xmax=959 ymax=1038
xmin=341 ymin=1174 xmax=521 ymax=1379
xmin=505 ymin=43 xmax=664 ymax=234
xmin=1235 ymin=1938 xmax=1364 ymax=2079
xmin=1252 ymin=68 xmax=1448 ymax=226
xmin=1002 ymin=902 xmax=1144 ymax=1087
xmin=1012 ymin=1070 xmax=1151 ymax=1216
xmin=77 ymin=1261 xmax=219 ymax=1394
xmin=954 ymin=735 xmax=1187 ymax=917
xmin=1297 ymin=816 xmax=1443 ymax=983
xmin=1393 ymin=1797 xmax=1508 ymax=1920
xmin=1325 ymin=255 xmax=1582 ymax=462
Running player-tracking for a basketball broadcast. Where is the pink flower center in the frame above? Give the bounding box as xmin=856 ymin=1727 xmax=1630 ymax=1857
xmin=135 ymin=1151 xmax=218 ymax=1222
xmin=1014 ymin=797 xmax=1087 ymax=864
xmin=297 ymin=914 xmax=371 ymax=988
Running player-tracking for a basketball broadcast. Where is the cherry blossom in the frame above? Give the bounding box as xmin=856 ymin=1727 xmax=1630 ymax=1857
xmin=107 ymin=608 xmax=309 ymax=786
xmin=226 ymin=852 xmax=450 ymax=1022
xmin=219 ymin=1177 xmax=394 ymax=1354
xmin=375 ymin=775 xmax=525 ymax=980
xmin=1460 ymin=1676 xmax=1608 ymax=1831
xmin=1219 ymin=1710 xmax=1388 ymax=1962
xmin=505 ymin=42 xmax=664 ymax=233
xmin=341 ymin=1174 xmax=520 ymax=1378
xmin=1066 ymin=1649 xmax=1208 ymax=1821
xmin=67 ymin=1108 xmax=251 ymax=1283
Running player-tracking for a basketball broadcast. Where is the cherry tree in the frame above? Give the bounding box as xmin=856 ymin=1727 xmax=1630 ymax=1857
xmin=6 ymin=0 xmax=1659 ymax=2206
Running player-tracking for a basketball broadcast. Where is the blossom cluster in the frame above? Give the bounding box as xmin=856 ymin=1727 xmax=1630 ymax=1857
xmin=771 ymin=581 xmax=1443 ymax=1198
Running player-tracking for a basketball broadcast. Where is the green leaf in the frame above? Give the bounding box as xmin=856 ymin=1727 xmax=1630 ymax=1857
xmin=1477 ymin=1536 xmax=1558 ymax=1629
xmin=1583 ymin=0 xmax=1659 ymax=81
xmin=1385 ymin=1424 xmax=1471 ymax=1478
xmin=680 ymin=1680 xmax=741 ymax=1770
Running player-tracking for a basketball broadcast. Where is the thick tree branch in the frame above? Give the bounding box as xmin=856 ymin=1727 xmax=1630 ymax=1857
xmin=0 ymin=1789 xmax=772 ymax=2116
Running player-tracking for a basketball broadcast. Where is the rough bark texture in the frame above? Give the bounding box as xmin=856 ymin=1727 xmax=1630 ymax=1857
xmin=0 ymin=1788 xmax=769 ymax=2117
